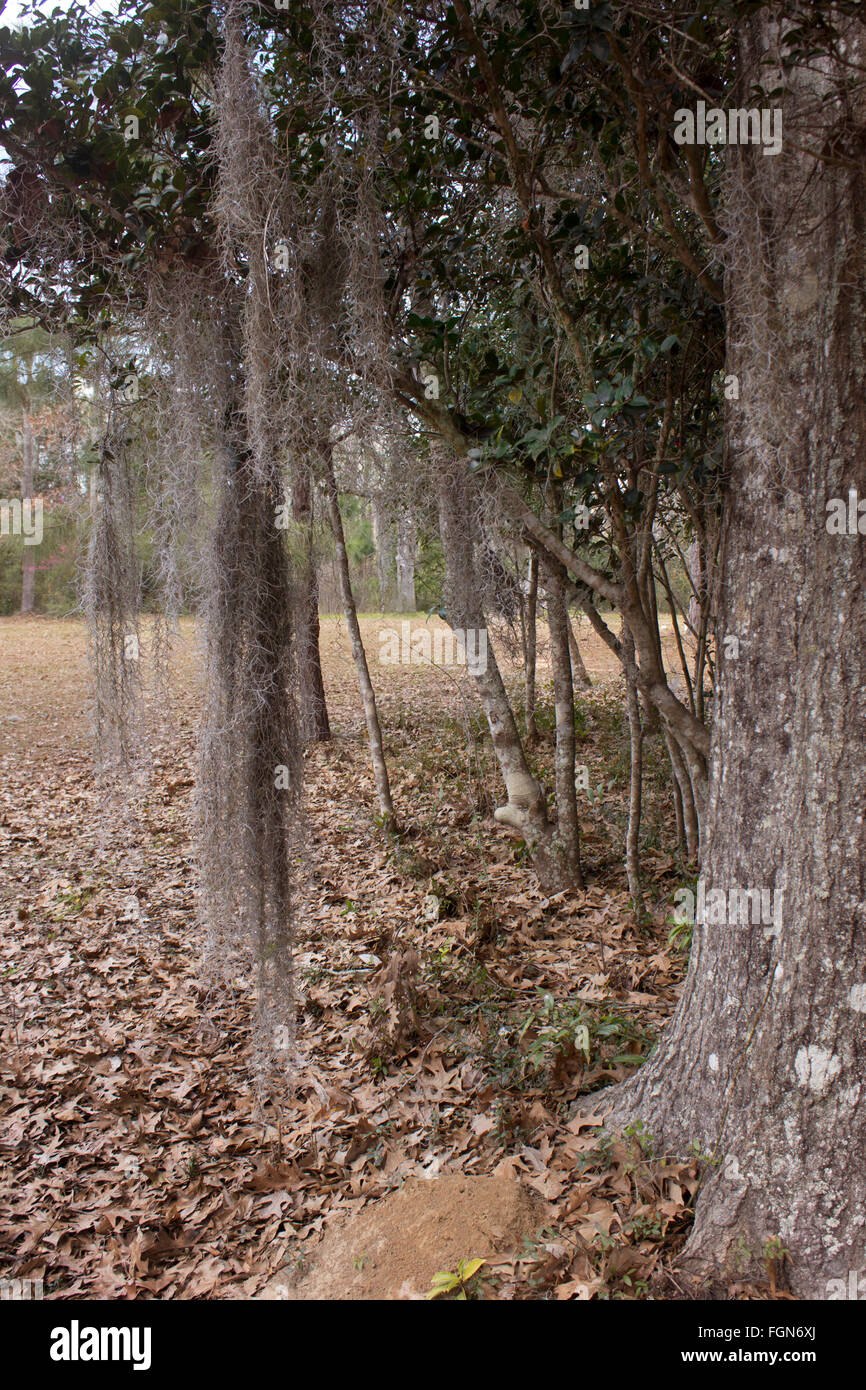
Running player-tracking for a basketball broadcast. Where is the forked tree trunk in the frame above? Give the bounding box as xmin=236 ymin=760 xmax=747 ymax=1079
xmin=665 ymin=726 xmax=699 ymax=861
xmin=595 ymin=13 xmax=866 ymax=1297
xmin=433 ymin=443 xmax=572 ymax=891
xmin=292 ymin=469 xmax=330 ymax=743
xmin=20 ymin=411 xmax=35 ymax=614
xmin=322 ymin=447 xmax=394 ymax=828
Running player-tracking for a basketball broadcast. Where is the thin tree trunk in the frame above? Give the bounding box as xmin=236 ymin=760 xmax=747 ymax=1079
xmin=574 ymin=585 xmax=621 ymax=661
xmin=546 ymin=565 xmax=584 ymax=888
xmin=665 ymin=727 xmax=699 ymax=861
xmin=686 ymin=538 xmax=703 ymax=637
xmin=567 ymin=613 xmax=592 ymax=690
xmin=322 ymin=448 xmax=394 ymax=828
xmin=693 ymin=521 xmax=721 ymax=726
xmin=522 ymin=549 xmax=539 ymax=743
xmin=622 ymin=621 xmax=643 ymax=912
xmin=640 ymin=552 xmax=663 ymax=736
xmin=293 ymin=469 xmax=330 ymax=743
xmin=370 ymin=495 xmax=393 ymax=613
xmin=655 ymin=541 xmax=695 ymax=715
xmin=667 ymin=737 xmax=686 ymax=858
xmin=486 ymin=468 xmax=710 ymax=815
xmin=395 ymin=507 xmax=417 ymax=612
xmin=20 ymin=411 xmax=35 ymax=615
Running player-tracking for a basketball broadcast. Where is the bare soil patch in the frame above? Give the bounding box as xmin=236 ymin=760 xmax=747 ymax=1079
xmin=260 ymin=1173 xmax=548 ymax=1300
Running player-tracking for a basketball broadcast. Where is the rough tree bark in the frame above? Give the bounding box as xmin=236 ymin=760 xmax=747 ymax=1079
xmin=592 ymin=12 xmax=866 ymax=1297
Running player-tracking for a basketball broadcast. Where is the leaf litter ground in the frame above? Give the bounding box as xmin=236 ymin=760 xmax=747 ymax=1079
xmin=0 ymin=614 xmax=765 ymax=1300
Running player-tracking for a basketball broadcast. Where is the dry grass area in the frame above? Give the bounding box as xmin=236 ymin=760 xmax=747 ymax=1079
xmin=0 ymin=612 xmax=724 ymax=1300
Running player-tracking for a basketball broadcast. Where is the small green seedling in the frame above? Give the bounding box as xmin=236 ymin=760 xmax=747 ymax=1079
xmin=426 ymin=1257 xmax=486 ymax=1300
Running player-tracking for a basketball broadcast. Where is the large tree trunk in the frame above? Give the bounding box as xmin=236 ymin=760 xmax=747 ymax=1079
xmin=292 ymin=469 xmax=330 ymax=743
xmin=593 ymin=12 xmax=866 ymax=1298
xmin=20 ymin=411 xmax=35 ymax=614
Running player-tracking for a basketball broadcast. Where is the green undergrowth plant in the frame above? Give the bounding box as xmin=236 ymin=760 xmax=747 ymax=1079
xmin=426 ymin=1257 xmax=487 ymax=1300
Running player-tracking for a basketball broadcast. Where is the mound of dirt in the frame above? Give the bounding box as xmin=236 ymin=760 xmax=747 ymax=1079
xmin=260 ymin=1174 xmax=550 ymax=1301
